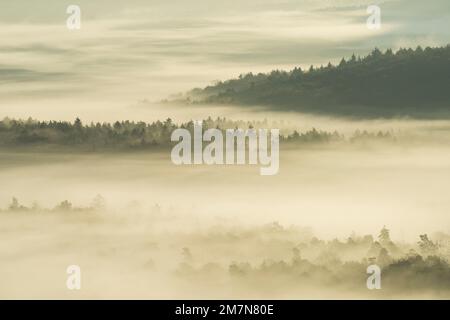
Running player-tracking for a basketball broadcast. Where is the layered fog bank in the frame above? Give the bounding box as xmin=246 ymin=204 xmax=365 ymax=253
xmin=1 ymin=116 xmax=450 ymax=238
xmin=1 ymin=116 xmax=449 ymax=298
xmin=1 ymin=0 xmax=449 ymax=300
xmin=0 ymin=203 xmax=449 ymax=299
xmin=1 ymin=144 xmax=450 ymax=238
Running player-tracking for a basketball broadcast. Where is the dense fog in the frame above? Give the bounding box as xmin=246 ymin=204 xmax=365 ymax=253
xmin=1 ymin=116 xmax=449 ymax=299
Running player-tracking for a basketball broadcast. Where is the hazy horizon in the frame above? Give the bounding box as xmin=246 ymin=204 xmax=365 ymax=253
xmin=1 ymin=0 xmax=449 ymax=300
xmin=1 ymin=0 xmax=449 ymax=121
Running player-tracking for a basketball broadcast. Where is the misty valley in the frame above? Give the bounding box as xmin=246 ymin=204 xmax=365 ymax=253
xmin=1 ymin=0 xmax=450 ymax=301
xmin=0 ymin=115 xmax=449 ymax=299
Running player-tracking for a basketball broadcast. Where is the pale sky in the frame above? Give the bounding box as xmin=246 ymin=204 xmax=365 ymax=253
xmin=0 ymin=0 xmax=449 ymax=121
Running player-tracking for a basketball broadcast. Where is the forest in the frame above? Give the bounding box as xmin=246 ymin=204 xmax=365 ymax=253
xmin=0 ymin=117 xmax=394 ymax=150
xmin=1 ymin=197 xmax=449 ymax=298
xmin=170 ymin=46 xmax=450 ymax=118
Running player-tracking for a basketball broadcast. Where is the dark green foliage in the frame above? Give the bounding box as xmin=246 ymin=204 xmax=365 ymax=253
xmin=383 ymin=255 xmax=450 ymax=291
xmin=0 ymin=117 xmax=177 ymax=150
xmin=0 ymin=117 xmax=394 ymax=150
xmin=180 ymin=46 xmax=450 ymax=118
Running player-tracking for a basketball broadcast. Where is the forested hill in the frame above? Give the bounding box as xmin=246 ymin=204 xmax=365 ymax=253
xmin=175 ymin=46 xmax=450 ymax=118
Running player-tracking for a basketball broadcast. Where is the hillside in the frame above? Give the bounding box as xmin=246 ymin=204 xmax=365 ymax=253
xmin=175 ymin=46 xmax=450 ymax=118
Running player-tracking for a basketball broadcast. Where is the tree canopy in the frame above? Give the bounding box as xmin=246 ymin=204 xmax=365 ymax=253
xmin=176 ymin=46 xmax=450 ymax=118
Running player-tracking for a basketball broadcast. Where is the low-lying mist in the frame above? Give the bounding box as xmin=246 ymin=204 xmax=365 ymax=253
xmin=0 ymin=116 xmax=449 ymax=299
xmin=1 ymin=202 xmax=449 ymax=299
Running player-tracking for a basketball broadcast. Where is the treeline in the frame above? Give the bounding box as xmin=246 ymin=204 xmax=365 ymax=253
xmin=2 ymin=196 xmax=448 ymax=294
xmin=174 ymin=46 xmax=450 ymax=118
xmin=178 ymin=223 xmax=450 ymax=294
xmin=0 ymin=117 xmax=394 ymax=150
xmin=0 ymin=196 xmax=106 ymax=214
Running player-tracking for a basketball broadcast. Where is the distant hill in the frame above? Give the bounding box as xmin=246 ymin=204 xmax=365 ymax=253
xmin=173 ymin=46 xmax=450 ymax=118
